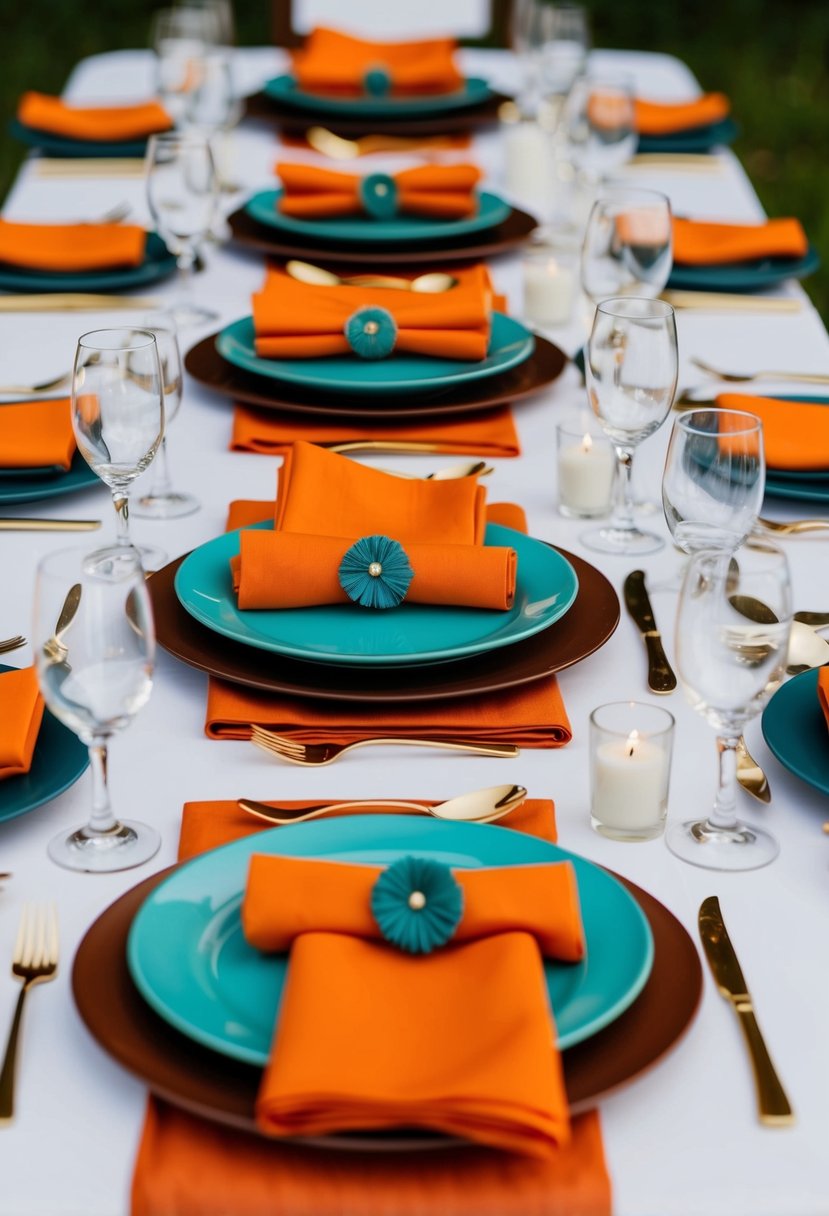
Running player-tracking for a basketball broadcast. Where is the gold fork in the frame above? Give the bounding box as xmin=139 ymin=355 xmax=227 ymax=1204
xmin=250 ymin=724 xmax=519 ymax=765
xmin=0 ymin=636 xmax=26 ymax=655
xmin=0 ymin=904 xmax=59 ymax=1123
xmin=691 ymin=357 xmax=829 ymax=385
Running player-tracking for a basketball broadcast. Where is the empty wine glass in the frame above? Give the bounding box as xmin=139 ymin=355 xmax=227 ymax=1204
xmin=582 ymin=188 xmax=673 ymax=305
xmin=183 ymin=50 xmax=242 ymax=194
xmin=146 ymin=131 xmax=218 ymax=326
xmin=541 ymin=3 xmax=589 ymax=98
xmin=133 ymin=313 xmax=199 ymax=520
xmin=71 ymin=328 xmax=166 ymax=570
xmin=33 ymin=546 xmax=160 ymax=872
xmin=511 ymin=0 xmax=549 ymax=115
xmin=566 ymin=73 xmax=637 ymax=187
xmin=583 ymin=297 xmax=678 ymax=555
xmin=175 ymin=0 xmax=235 ymax=46
xmin=151 ymin=6 xmax=220 ymax=125
xmin=669 ymin=543 xmax=791 ymax=870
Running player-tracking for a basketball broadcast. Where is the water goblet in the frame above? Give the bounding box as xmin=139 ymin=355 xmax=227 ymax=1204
xmin=582 ymin=188 xmax=673 ymax=306
xmin=151 ymin=6 xmax=220 ymax=125
xmin=668 ymin=542 xmax=791 ymax=870
xmin=33 ymin=547 xmax=160 ymax=873
xmin=566 ymin=73 xmax=637 ymax=188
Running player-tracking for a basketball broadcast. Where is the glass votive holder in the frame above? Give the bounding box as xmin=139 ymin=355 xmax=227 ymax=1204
xmin=589 ymin=702 xmax=675 ymax=841
xmin=556 ymin=413 xmax=615 ymax=518
xmin=522 ymin=234 xmax=580 ymax=327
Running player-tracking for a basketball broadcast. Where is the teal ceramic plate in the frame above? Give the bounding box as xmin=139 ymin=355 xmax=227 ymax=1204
xmin=762 ymin=669 xmax=829 ymax=796
xmin=0 ymin=232 xmax=177 ymax=293
xmin=667 ymin=244 xmax=820 ymax=293
xmin=245 ymin=188 xmax=511 ymax=244
xmin=216 ymin=312 xmax=534 ymax=397
xmin=127 ymin=815 xmax=654 ymax=1065
xmin=8 ymin=118 xmax=149 ymax=158
xmin=0 ymin=452 xmax=99 ymax=505
xmin=0 ymin=663 xmax=88 ymax=824
xmin=263 ymin=74 xmax=492 ymax=118
xmin=174 ymin=520 xmax=578 ymax=666
xmin=0 ymin=464 xmax=64 ymax=479
xmin=637 ymin=117 xmax=739 ymax=154
xmin=765 ymin=474 xmax=829 ymax=503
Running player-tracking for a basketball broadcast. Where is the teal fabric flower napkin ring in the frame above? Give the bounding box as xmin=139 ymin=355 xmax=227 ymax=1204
xmin=359 ymin=173 xmax=399 ymax=219
xmin=338 ymin=534 xmax=413 ymax=609
xmin=371 ymin=856 xmax=464 ymax=954
xmin=344 ymin=306 xmax=398 ymax=359
xmin=363 ymin=64 xmax=392 ymax=96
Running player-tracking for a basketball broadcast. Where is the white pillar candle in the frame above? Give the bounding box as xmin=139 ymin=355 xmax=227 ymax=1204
xmin=593 ymin=730 xmax=669 ymax=831
xmin=523 ymin=257 xmax=576 ymax=325
xmin=558 ymin=432 xmax=615 ymax=514
xmin=504 ymin=121 xmax=552 ymax=208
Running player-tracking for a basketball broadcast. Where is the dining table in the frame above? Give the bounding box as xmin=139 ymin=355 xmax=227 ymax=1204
xmin=0 ymin=39 xmax=828 ymax=1216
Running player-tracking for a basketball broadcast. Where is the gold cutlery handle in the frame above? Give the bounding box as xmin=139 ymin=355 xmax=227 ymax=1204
xmin=346 ymin=738 xmax=520 ymax=758
xmin=732 ymin=999 xmax=795 ymax=1125
xmin=328 ymin=441 xmax=447 ymax=455
xmin=644 ymin=632 xmax=677 ymax=694
xmin=661 ymin=291 xmax=801 ymax=314
xmin=0 ymin=984 xmax=29 ymax=1124
xmin=0 ymin=519 xmax=101 ymax=531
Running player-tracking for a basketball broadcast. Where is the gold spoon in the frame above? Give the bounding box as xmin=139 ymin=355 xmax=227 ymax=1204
xmin=729 ymin=594 xmax=829 ymax=673
xmin=238 ymin=783 xmax=527 ymax=827
xmin=286 ymin=259 xmax=457 ymax=293
xmin=736 ymin=737 xmax=771 ymax=803
xmin=757 ymin=517 xmax=829 ymax=537
xmin=306 ymin=126 xmax=462 ymax=160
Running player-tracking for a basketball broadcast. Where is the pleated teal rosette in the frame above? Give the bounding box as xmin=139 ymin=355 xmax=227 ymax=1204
xmin=344 ymin=306 xmax=397 ymax=359
xmin=338 ymin=534 xmax=413 ymax=609
xmin=363 ymin=64 xmax=392 ymax=96
xmin=370 ymin=856 xmax=464 ymax=954
xmin=359 ymin=173 xmax=399 ymax=220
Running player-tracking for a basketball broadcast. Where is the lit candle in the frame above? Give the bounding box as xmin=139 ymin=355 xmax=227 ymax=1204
xmin=593 ymin=728 xmax=670 ymax=834
xmin=503 ymin=120 xmax=553 ymax=209
xmin=557 ymin=429 xmax=616 ymax=517
xmin=523 ymin=255 xmax=576 ymax=326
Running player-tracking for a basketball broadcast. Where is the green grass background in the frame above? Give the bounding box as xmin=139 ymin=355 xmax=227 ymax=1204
xmin=1 ymin=1 xmax=826 ymax=318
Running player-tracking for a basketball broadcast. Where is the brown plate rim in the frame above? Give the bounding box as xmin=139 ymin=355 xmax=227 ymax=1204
xmin=148 ymin=544 xmax=620 ymax=702
xmin=243 ymin=89 xmax=511 ymax=137
xmin=72 ymin=865 xmax=702 ymax=1134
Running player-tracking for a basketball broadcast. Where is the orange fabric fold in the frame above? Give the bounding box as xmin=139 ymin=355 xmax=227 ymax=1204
xmin=224 ymin=497 xmax=527 ymax=537
xmin=634 ymin=92 xmax=730 ymax=135
xmin=17 ymin=91 xmax=172 ymax=141
xmin=0 ymin=398 xmax=75 ymax=470
xmin=252 ymin=264 xmax=493 ymax=361
xmin=230 ymin=403 xmax=521 ymax=458
xmin=276 ymin=162 xmax=481 ymax=220
xmin=274 ymin=441 xmax=487 ymax=543
xmin=291 ymin=27 xmax=463 ymax=97
xmin=818 ymin=669 xmax=829 ymax=732
xmin=718 ymin=393 xmax=829 ymax=470
xmin=672 ymin=216 xmax=809 ymax=266
xmin=204 ymin=670 xmax=572 ymax=748
xmin=243 ymin=853 xmax=584 ymax=960
xmin=230 ymin=530 xmax=516 ymax=610
xmin=0 ymin=667 xmax=45 ymax=780
xmin=0 ymin=219 xmax=146 ymax=272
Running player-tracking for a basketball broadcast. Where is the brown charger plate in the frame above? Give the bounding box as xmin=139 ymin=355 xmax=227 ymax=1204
xmin=185 ymin=329 xmax=566 ymax=421
xmin=243 ymin=88 xmax=511 ymax=138
xmin=72 ymin=867 xmax=702 ymax=1132
xmin=227 ymin=205 xmax=536 ymax=266
xmin=148 ymin=545 xmax=619 ymax=702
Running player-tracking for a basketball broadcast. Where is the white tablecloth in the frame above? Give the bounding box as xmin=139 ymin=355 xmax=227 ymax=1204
xmin=1 ymin=46 xmax=828 ymax=1216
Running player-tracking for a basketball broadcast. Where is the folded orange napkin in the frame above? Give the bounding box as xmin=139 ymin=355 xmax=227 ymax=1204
xmin=230 ymin=403 xmax=521 ymax=458
xmin=718 ymin=393 xmax=829 ymax=470
xmin=226 ymin=496 xmax=526 ymax=535
xmin=252 ymin=264 xmax=494 ymax=362
xmin=0 ymin=398 xmax=75 ymax=471
xmin=17 ymin=92 xmax=172 ymax=141
xmin=230 ymin=529 xmax=516 ymax=610
xmin=818 ymin=669 xmax=829 ymax=731
xmin=243 ymin=853 xmax=584 ymax=959
xmin=0 ymin=667 xmax=45 ymax=781
xmin=672 ymin=216 xmax=809 ymax=266
xmin=291 ymin=27 xmax=463 ymax=97
xmin=0 ymin=219 xmax=146 ymax=272
xmin=276 ymin=163 xmax=481 ymax=220
xmin=635 ymin=93 xmax=730 ymax=135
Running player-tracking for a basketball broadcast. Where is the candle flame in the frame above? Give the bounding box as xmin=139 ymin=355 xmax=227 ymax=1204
xmin=626 ymin=729 xmax=639 ymax=758
xmin=581 ymin=432 xmax=593 ymax=454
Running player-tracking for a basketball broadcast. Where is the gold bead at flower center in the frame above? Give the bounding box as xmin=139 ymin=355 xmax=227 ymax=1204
xmin=368 ymin=561 xmax=383 ymax=577
xmin=364 ymin=321 xmax=380 ymax=336
xmin=408 ymin=890 xmax=427 ymax=911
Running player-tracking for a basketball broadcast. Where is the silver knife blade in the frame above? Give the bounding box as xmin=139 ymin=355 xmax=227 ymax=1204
xmin=623 ymin=570 xmax=677 ymax=694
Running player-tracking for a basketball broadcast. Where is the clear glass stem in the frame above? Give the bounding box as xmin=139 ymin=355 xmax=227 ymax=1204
xmin=86 ymin=737 xmax=118 ymax=835
xmin=710 ymin=734 xmax=741 ymax=830
xmin=614 ymin=445 xmax=636 ymax=533
xmin=113 ymin=490 xmax=131 ymax=546
xmin=177 ymin=246 xmax=196 ymax=299
xmin=148 ymin=436 xmax=173 ymax=498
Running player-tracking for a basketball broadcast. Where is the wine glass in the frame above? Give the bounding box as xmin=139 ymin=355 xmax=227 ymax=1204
xmin=668 ymin=542 xmax=791 ymax=870
xmin=183 ymin=50 xmax=242 ymax=194
xmin=151 ymin=6 xmax=220 ymax=125
xmin=511 ymin=0 xmax=549 ymax=115
xmin=566 ymin=73 xmax=637 ymax=187
xmin=582 ymin=188 xmax=673 ymax=305
xmin=541 ymin=3 xmax=589 ymax=98
xmin=145 ymin=131 xmax=218 ymax=326
xmin=175 ymin=0 xmax=235 ymax=46
xmin=133 ymin=313 xmax=199 ymax=520
xmin=71 ymin=328 xmax=166 ymax=570
xmin=33 ymin=547 xmax=160 ymax=872
xmin=583 ymin=297 xmax=678 ymax=555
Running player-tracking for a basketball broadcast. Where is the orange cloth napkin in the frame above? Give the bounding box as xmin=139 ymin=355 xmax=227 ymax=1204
xmin=672 ymin=216 xmax=809 ymax=266
xmin=276 ymin=163 xmax=481 ymax=220
xmin=0 ymin=667 xmax=45 ymax=781
xmin=230 ymin=403 xmax=521 ymax=458
xmin=818 ymin=669 xmax=829 ymax=731
xmin=291 ymin=27 xmax=463 ymax=97
xmin=17 ymin=92 xmax=172 ymax=141
xmin=635 ymin=93 xmax=730 ymax=135
xmin=252 ymin=264 xmax=494 ymax=361
xmin=718 ymin=393 xmax=829 ymax=470
xmin=230 ymin=530 xmax=516 ymax=610
xmin=0 ymin=398 xmax=75 ymax=471
xmin=226 ymin=497 xmax=526 ymax=534
xmin=0 ymin=219 xmax=146 ymax=272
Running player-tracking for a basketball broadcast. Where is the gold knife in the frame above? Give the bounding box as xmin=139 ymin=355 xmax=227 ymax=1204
xmin=698 ymin=896 xmax=794 ymax=1125
xmin=0 ymin=294 xmax=161 ymax=313
xmin=623 ymin=570 xmax=677 ymax=694
xmin=0 ymin=518 xmax=101 ymax=531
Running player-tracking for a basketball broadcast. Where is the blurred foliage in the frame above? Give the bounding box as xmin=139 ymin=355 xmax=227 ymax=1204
xmin=0 ymin=1 xmax=826 ymax=317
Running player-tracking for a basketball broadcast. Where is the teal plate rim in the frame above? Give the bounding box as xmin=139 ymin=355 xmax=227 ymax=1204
xmin=637 ymin=117 xmax=739 ymax=154
xmin=667 ymin=244 xmax=820 ymax=293
xmin=263 ymin=74 xmax=492 ymax=118
xmin=0 ymin=231 xmax=177 ymax=293
xmin=8 ymin=117 xmax=149 ymax=158
xmin=0 ymin=452 xmax=100 ymax=505
xmin=173 ymin=520 xmax=579 ymax=666
xmin=127 ymin=814 xmax=655 ymax=1065
xmin=762 ymin=668 xmax=829 ymax=796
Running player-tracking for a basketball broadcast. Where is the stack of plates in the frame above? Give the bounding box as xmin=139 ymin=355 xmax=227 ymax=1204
xmin=638 ymin=117 xmax=739 ymax=154
xmin=0 ymin=231 xmax=177 ymax=294
xmin=668 ymin=244 xmax=820 ymax=293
